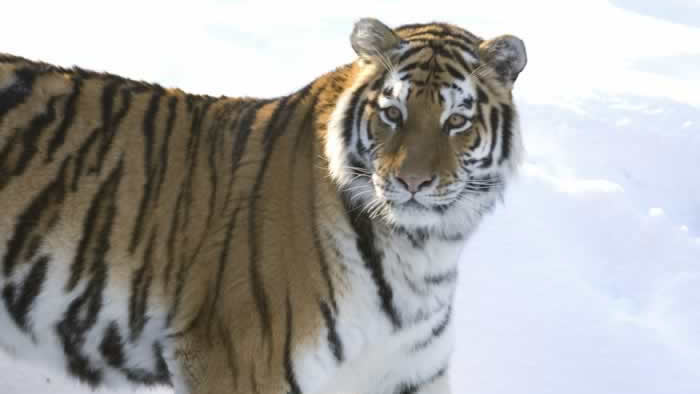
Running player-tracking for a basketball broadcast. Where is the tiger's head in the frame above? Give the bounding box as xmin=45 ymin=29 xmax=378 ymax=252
xmin=326 ymin=18 xmax=527 ymax=233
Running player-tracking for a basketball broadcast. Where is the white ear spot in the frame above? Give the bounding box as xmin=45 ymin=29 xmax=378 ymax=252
xmin=478 ymin=35 xmax=527 ymax=84
xmin=350 ymin=18 xmax=402 ymax=62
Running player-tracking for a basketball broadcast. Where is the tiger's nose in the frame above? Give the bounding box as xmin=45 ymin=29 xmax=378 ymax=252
xmin=395 ymin=174 xmax=436 ymax=193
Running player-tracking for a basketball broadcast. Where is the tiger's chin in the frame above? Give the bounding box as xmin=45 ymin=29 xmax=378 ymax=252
xmin=383 ymin=194 xmax=497 ymax=236
xmin=383 ymin=201 xmax=449 ymax=229
xmin=360 ymin=193 xmax=485 ymax=234
xmin=342 ymin=177 xmax=496 ymax=234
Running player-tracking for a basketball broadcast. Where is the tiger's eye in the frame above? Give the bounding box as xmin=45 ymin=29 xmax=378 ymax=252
xmin=447 ymin=114 xmax=467 ymax=129
xmin=384 ymin=106 xmax=402 ymax=122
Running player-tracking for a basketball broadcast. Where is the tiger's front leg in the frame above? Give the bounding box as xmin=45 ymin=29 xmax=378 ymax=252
xmin=393 ymin=371 xmax=452 ymax=394
xmin=316 ymin=307 xmax=455 ymax=394
xmin=170 ymin=327 xmax=298 ymax=394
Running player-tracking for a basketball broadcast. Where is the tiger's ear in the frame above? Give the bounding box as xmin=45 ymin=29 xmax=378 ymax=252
xmin=478 ymin=35 xmax=527 ymax=87
xmin=350 ymin=18 xmax=403 ymax=62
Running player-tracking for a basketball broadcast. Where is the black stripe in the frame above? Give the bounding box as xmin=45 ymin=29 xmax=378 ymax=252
xmin=402 ymin=27 xmax=477 ymax=45
xmin=230 ymin=100 xmax=266 ymax=174
xmin=401 ymin=27 xmax=449 ymax=39
xmin=204 ymin=108 xmax=225 ymax=230
xmin=24 ymin=234 xmax=43 ymax=262
xmin=164 ymin=260 xmax=184 ymax=329
xmin=0 ymin=67 xmax=36 ymax=121
xmin=94 ymin=85 xmax=132 ymax=175
xmin=398 ymin=45 xmax=426 ymax=63
xmin=128 ymin=230 xmax=155 ymax=342
xmin=341 ymin=194 xmax=401 ymax=330
xmin=343 ymin=83 xmax=368 ymax=147
xmin=0 ymin=93 xmax=59 ymax=190
xmin=442 ymin=39 xmax=477 ymax=60
xmin=476 ymin=86 xmax=489 ymax=104
xmin=163 ymin=185 xmax=183 ymax=292
xmin=355 ymin=98 xmax=369 ymax=135
xmin=320 ymin=300 xmax=344 ymax=362
xmin=163 ymin=99 xmax=217 ymax=304
xmin=154 ymin=96 xmax=177 ymax=202
xmin=2 ymin=255 xmax=49 ymax=334
xmin=129 ymin=90 xmax=163 ymax=253
xmin=424 ymin=269 xmax=457 ymax=286
xmin=100 ymin=321 xmax=125 ymax=367
xmin=370 ymin=70 xmax=388 ymax=91
xmin=220 ymin=100 xmax=253 ymax=214
xmin=311 ymin=185 xmax=338 ymax=313
xmin=122 ymin=342 xmax=171 ymax=385
xmin=206 ymin=204 xmax=242 ymax=331
xmin=70 ymin=79 xmax=122 ymax=191
xmin=468 ymin=128 xmax=481 ymax=151
xmin=481 ymin=106 xmax=500 ymax=168
xmin=399 ymin=227 xmax=430 ymax=249
xmin=181 ymin=98 xmax=215 ymax=230
xmin=395 ymin=367 xmax=447 ymax=394
xmin=3 ymin=156 xmax=71 ymax=277
xmin=57 ymin=159 xmax=124 ymax=387
xmin=397 ymin=383 xmax=420 ymax=394
xmin=46 ymin=77 xmax=82 ymax=162
xmin=394 ymin=23 xmax=427 ymax=32
xmin=284 ymin=293 xmax=302 ymax=394
xmin=450 ymin=48 xmax=472 ymax=74
xmin=398 ymin=62 xmax=419 ymax=74
xmin=412 ymin=306 xmax=452 ymax=351
xmin=444 ymin=63 xmax=465 ymax=81
xmin=66 ymin=158 xmax=123 ymax=290
xmin=499 ymin=104 xmax=513 ymax=165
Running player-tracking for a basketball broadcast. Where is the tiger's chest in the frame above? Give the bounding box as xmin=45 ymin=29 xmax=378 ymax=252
xmin=293 ymin=230 xmax=462 ymax=393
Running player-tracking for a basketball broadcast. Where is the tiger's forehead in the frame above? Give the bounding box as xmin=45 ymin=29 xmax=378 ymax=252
xmin=394 ymin=22 xmax=482 ymax=46
xmin=376 ymin=24 xmax=482 ymax=108
xmin=381 ymin=69 xmax=477 ymax=106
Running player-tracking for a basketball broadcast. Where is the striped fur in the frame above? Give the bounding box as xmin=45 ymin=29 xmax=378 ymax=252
xmin=0 ymin=19 xmax=525 ymax=394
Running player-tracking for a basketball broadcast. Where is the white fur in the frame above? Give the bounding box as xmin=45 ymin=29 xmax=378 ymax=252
xmin=294 ymin=220 xmax=462 ymax=394
xmin=326 ymin=64 xmax=381 ymax=187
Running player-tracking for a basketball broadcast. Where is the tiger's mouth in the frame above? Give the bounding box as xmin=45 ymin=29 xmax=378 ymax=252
xmin=387 ymin=194 xmax=457 ymax=214
xmin=375 ymin=182 xmax=460 ymax=215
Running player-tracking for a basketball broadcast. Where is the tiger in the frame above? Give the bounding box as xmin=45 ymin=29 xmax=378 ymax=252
xmin=0 ymin=18 xmax=526 ymax=394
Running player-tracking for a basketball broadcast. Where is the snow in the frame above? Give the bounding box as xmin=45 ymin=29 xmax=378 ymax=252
xmin=1 ymin=0 xmax=699 ymax=393
xmin=452 ymin=95 xmax=700 ymax=394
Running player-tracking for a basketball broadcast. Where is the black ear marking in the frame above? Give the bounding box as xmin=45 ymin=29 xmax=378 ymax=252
xmin=478 ymin=35 xmax=527 ymax=86
xmin=350 ymin=18 xmax=403 ymax=62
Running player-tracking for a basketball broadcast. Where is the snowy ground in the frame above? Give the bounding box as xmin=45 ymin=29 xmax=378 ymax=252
xmin=2 ymin=1 xmax=699 ymax=393
xmin=452 ymin=95 xmax=700 ymax=394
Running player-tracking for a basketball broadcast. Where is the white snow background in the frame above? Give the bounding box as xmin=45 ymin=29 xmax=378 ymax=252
xmin=1 ymin=1 xmax=699 ymax=393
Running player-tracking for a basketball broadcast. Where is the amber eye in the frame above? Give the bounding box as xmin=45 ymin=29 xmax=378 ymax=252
xmin=447 ymin=114 xmax=468 ymax=129
xmin=383 ymin=106 xmax=403 ymax=123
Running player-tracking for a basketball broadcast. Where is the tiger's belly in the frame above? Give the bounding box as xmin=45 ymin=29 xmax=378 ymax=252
xmin=0 ymin=252 xmax=173 ymax=389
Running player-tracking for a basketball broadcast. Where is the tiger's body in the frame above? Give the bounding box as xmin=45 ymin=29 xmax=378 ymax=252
xmin=0 ymin=19 xmax=526 ymax=394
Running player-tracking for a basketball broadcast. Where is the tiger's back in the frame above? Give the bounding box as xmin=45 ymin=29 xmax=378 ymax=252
xmin=0 ymin=18 xmax=527 ymax=394
xmin=0 ymin=53 xmax=339 ymax=392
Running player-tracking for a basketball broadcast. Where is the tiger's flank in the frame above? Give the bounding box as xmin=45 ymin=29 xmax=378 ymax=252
xmin=0 ymin=18 xmax=526 ymax=394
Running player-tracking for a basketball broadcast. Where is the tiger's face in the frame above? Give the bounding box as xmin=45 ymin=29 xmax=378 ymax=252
xmin=328 ymin=19 xmax=527 ymax=232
